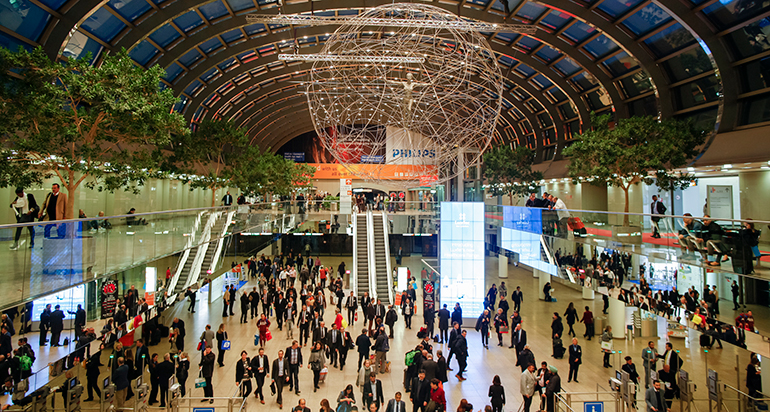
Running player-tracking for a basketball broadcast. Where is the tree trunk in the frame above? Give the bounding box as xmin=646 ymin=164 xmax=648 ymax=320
xmin=211 ymin=190 xmax=217 ymax=208
xmin=622 ymin=185 xmax=630 ymax=227
xmin=65 ymin=169 xmax=76 ymax=220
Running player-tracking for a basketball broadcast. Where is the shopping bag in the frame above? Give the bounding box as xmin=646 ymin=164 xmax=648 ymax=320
xmin=221 ymin=340 xmax=231 ymax=350
xmin=342 ymin=319 xmax=348 ymax=329
xmin=195 ymin=370 xmax=206 ymax=388
xmin=319 ymin=367 xmax=328 ymax=382
xmin=197 ymin=341 xmax=203 ymax=351
xmin=254 ymin=334 xmax=260 ymax=346
xmin=266 ymin=330 xmax=273 ymax=341
xmin=601 ymin=341 xmax=613 ymax=352
xmin=500 ymin=325 xmax=509 ymax=334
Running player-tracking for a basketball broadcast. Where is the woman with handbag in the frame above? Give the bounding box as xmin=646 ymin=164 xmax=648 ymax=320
xmin=601 ymin=326 xmax=613 ymax=368
xmin=308 ymin=341 xmax=326 ymax=392
xmin=216 ymin=324 xmax=229 ymax=367
xmin=176 ymin=352 xmax=189 ymax=397
xmin=337 ymin=384 xmax=356 ymax=412
xmin=493 ymin=309 xmax=508 ymax=347
xmin=256 ymin=314 xmax=271 ymax=348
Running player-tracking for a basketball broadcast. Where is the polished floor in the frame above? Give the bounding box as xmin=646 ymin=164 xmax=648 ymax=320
xmin=7 ymin=254 xmax=760 ymax=412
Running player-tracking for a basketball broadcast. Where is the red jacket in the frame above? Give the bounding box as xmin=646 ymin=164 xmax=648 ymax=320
xmin=430 ymin=386 xmax=446 ymax=410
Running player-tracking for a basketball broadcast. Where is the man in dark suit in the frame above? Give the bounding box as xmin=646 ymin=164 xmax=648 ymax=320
xmin=386 ymin=392 xmax=407 ymax=412
xmin=656 ymin=365 xmax=678 ymax=409
xmin=293 ymin=398 xmax=311 ymax=412
xmin=135 ymin=339 xmax=150 ymax=374
xmin=437 ymin=304 xmax=450 ymax=344
xmin=67 ymin=304 xmax=86 ymax=341
xmin=49 ymin=305 xmax=65 ymax=347
xmin=39 ymin=304 xmax=51 ymax=346
xmin=114 ymin=305 xmax=128 ymax=328
xmin=645 ymin=380 xmax=669 ymax=412
xmin=285 ymin=341 xmax=303 ymax=395
xmin=312 ymin=322 xmax=328 ymax=349
xmin=249 ymin=287 xmax=260 ymax=319
xmin=567 ymin=338 xmax=582 ymax=383
xmin=185 ymin=287 xmax=196 ymax=313
xmin=156 ymin=353 xmax=175 ymax=407
xmin=512 ymin=286 xmax=523 ymax=312
xmin=512 ymin=324 xmax=527 ymax=355
xmin=661 ymin=343 xmax=682 ymax=374
xmin=356 ymin=328 xmax=371 ymax=369
xmin=421 ymin=354 xmax=438 ymax=383
xmin=251 ymin=347 xmax=269 ymax=404
xmin=275 ymin=293 xmax=287 ymax=330
xmin=327 ymin=324 xmax=342 ymax=368
xmin=363 ymin=372 xmax=384 ymax=410
xmin=374 ymin=299 xmax=386 ymax=322
xmin=410 ymin=370 xmax=429 ymax=412
xmin=271 ymin=350 xmax=290 ymax=409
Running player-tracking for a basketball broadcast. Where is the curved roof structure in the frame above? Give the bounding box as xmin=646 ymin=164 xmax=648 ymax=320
xmin=2 ymin=0 xmax=767 ymax=163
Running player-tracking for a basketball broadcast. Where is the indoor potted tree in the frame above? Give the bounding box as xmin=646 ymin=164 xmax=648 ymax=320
xmin=483 ymin=145 xmax=543 ymax=205
xmin=562 ymin=113 xmax=705 ymax=243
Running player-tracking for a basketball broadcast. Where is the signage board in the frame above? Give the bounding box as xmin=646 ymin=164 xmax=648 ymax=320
xmin=100 ymin=280 xmax=118 ymax=319
xmin=340 ymin=178 xmax=352 ymax=214
xmin=361 ymin=155 xmax=384 ymax=163
xmin=584 ymin=402 xmax=603 ymax=412
xmin=439 ymin=202 xmax=485 ymax=314
xmin=283 ymin=152 xmax=305 ymax=162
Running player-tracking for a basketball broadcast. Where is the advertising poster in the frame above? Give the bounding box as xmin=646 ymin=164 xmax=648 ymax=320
xmin=439 ymin=202 xmax=485 ymax=314
xmin=340 ymin=179 xmax=352 ymax=214
xmin=100 ymin=280 xmax=118 ymax=319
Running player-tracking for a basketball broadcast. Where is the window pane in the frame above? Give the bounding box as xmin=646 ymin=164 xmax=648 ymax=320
xmin=661 ymin=47 xmax=711 ymax=82
xmin=129 ymin=39 xmax=159 ymax=65
xmin=173 ymin=10 xmax=204 ymax=33
xmin=602 ymin=51 xmax=639 ymax=77
xmin=643 ymin=23 xmax=695 ymax=57
xmin=572 ymin=72 xmax=598 ymax=91
xmin=619 ymin=71 xmax=653 ymax=98
xmin=553 ymin=56 xmax=581 ymax=76
xmin=585 ymin=89 xmax=611 ymax=109
xmin=535 ymin=45 xmax=560 ymax=63
xmin=739 ymin=94 xmax=770 ymax=125
xmin=0 ymin=1 xmax=51 ymax=42
xmin=596 ymin=0 xmax=644 ymax=18
xmin=179 ymin=49 xmax=203 ymax=68
xmin=621 ymin=3 xmax=670 ymax=35
xmin=516 ymin=36 xmax=540 ymax=52
xmin=725 ymin=17 xmax=770 ymax=60
xmin=201 ymin=37 xmax=224 ymax=53
xmin=149 ymin=23 xmax=181 ymax=48
xmin=703 ymin=1 xmax=770 ymax=31
xmin=226 ymin=0 xmax=253 ymax=11
xmin=0 ymin=31 xmax=31 ymax=51
xmin=164 ymin=63 xmax=184 ymax=83
xmin=200 ymin=0 xmax=229 ymax=20
xmin=516 ymin=2 xmax=547 ymax=20
xmin=540 ymin=10 xmax=571 ymax=30
xmin=674 ymin=76 xmax=720 ymax=110
xmin=109 ymin=0 xmax=151 ymax=21
xmin=583 ymin=34 xmax=619 ymax=57
xmin=628 ymin=95 xmax=657 ymax=116
xmin=563 ymin=20 xmax=594 ymax=43
xmin=738 ymin=56 xmax=770 ymax=93
xmin=61 ymin=31 xmax=103 ymax=63
xmin=37 ymin=0 xmax=67 ymax=9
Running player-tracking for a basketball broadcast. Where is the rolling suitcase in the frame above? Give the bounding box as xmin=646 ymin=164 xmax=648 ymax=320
xmin=700 ymin=334 xmax=711 ymax=348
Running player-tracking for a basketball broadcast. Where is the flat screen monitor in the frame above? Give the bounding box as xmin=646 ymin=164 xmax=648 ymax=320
xmin=69 ymin=379 xmax=77 ymax=390
xmin=103 ymin=378 xmax=110 ymax=389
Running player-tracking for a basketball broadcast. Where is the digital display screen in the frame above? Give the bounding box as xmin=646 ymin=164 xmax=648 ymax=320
xmin=70 ymin=378 xmax=77 ymax=389
xmin=103 ymin=378 xmax=110 ymax=389
xmin=503 ymin=206 xmax=543 ymax=234
xmin=500 ymin=228 xmax=558 ymax=276
xmin=439 ymin=202 xmax=485 ymax=315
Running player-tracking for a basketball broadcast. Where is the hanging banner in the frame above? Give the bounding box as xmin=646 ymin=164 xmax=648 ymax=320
xmin=340 ymin=178 xmax=352 ymax=214
xmin=100 ymin=280 xmax=119 ymax=319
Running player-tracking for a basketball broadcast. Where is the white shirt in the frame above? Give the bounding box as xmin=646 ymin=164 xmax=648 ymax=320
xmin=553 ymin=199 xmax=570 ymax=219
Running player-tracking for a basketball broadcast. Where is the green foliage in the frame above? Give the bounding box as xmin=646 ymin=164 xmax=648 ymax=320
xmin=0 ymin=46 xmax=186 ymax=217
xmin=165 ymin=118 xmax=314 ymax=204
xmin=562 ymin=113 xmax=706 ymax=223
xmin=483 ymin=145 xmax=543 ymax=205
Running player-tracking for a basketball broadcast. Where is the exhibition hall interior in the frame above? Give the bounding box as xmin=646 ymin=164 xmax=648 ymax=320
xmin=0 ymin=0 xmax=770 ymax=412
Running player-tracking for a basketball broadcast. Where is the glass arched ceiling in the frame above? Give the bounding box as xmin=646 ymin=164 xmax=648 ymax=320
xmin=5 ymin=0 xmax=767 ymax=162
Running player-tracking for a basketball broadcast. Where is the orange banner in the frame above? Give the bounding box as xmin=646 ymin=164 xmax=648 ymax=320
xmin=309 ymin=163 xmax=437 ymax=180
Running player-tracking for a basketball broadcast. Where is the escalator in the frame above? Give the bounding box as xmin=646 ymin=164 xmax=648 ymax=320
xmin=353 ymin=213 xmax=371 ymax=298
xmin=371 ymin=212 xmax=392 ymax=304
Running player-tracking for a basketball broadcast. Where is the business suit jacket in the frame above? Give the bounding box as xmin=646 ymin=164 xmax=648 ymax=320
xmin=250 ymin=354 xmax=269 ymax=377
xmin=271 ymin=358 xmax=290 ymax=381
xmin=312 ymin=327 xmax=328 ymax=345
xmin=437 ymin=309 xmax=450 ymax=330
xmin=645 ymin=387 xmax=667 ymax=412
xmin=235 ymin=357 xmax=253 ymax=382
xmin=157 ymin=360 xmax=175 ymax=388
xmin=662 ymin=350 xmax=682 ymax=373
xmin=135 ymin=345 xmax=150 ymax=372
xmin=363 ymin=379 xmax=384 ymax=407
xmin=410 ymin=377 xmax=429 ymax=406
xmin=514 ymin=329 xmax=528 ymax=353
xmin=285 ymin=347 xmax=303 ymax=366
xmin=385 ymin=399 xmax=407 ymax=412
xmin=40 ymin=191 xmax=68 ymax=220
xmin=421 ymin=360 xmax=438 ymax=382
xmin=568 ymin=344 xmax=582 ymax=365
xmin=326 ymin=329 xmax=342 ymax=351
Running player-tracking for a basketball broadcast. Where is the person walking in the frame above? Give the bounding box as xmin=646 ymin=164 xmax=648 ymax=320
xmin=236 ymin=351 xmax=253 ymax=399
xmin=645 ymin=380 xmax=669 ymax=412
xmin=251 ymin=348 xmax=269 ymax=404
xmin=49 ymin=305 xmax=65 ymax=347
xmin=39 ymin=304 xmax=51 ymax=347
xmin=601 ymin=326 xmax=613 ymax=368
xmin=476 ymin=310 xmax=491 ymax=349
xmin=286 ymin=340 xmax=303 ymax=395
xmin=256 ymin=314 xmax=271 ymax=348
xmin=199 ymin=346 xmax=216 ymax=403
xmin=84 ymin=343 xmax=104 ymax=402
xmin=200 ymin=325 xmax=215 ymax=355
xmin=567 ymin=338 xmax=582 ymax=383
xmin=216 ymin=324 xmax=228 ymax=367
xmin=564 ymin=303 xmax=578 ymax=338
xmin=488 ymin=375 xmax=506 ymax=412
xmin=176 ymin=352 xmax=190 ymax=398
xmin=308 ymin=342 xmax=325 ymax=393
xmin=543 ymin=366 xmax=561 ymax=412
xmin=272 ymin=350 xmax=290 ymax=409
xmin=372 ymin=326 xmax=389 ymax=374
xmin=185 ymin=287 xmax=197 ymax=313
xmin=454 ymin=330 xmax=469 ymax=381
xmin=437 ymin=304 xmax=450 ymax=344
xmin=356 ymin=328 xmax=371 ymax=370
xmin=579 ymin=306 xmax=594 ymax=341
xmin=9 ymin=187 xmax=38 ymax=250
xmin=520 ymin=364 xmax=537 ymax=412
xmin=641 ymin=341 xmax=660 ymax=389
xmin=493 ymin=308 xmax=508 ymax=347
xmin=337 ymin=385 xmax=356 ymax=412
xmin=512 ymin=286 xmax=523 ymax=312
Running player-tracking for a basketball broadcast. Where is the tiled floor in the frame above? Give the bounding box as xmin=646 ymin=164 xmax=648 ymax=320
xmin=7 ymin=254 xmax=760 ymax=412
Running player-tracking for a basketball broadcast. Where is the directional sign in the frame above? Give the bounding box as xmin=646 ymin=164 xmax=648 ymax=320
xmin=584 ymin=402 xmax=603 ymax=412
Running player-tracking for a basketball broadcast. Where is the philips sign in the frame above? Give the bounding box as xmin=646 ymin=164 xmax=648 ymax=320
xmin=391 ymin=149 xmax=436 ymax=159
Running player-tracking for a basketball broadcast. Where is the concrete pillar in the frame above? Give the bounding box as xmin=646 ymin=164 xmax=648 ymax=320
xmin=536 ymin=268 xmax=551 ymax=300
xmin=607 ymin=297 xmax=626 ymax=339
xmin=498 ymin=255 xmax=508 ymax=279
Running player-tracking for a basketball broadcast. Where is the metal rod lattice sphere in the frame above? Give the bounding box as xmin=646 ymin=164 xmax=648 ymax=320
xmin=306 ymin=3 xmax=504 ymax=186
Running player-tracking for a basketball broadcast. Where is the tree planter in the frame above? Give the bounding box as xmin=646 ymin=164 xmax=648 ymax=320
xmin=611 ymin=225 xmax=642 ymax=244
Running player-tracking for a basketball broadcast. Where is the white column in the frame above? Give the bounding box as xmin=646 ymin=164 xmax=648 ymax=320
xmin=536 ymin=268 xmax=550 ymax=300
xmin=582 ymin=284 xmax=595 ymax=300
xmin=498 ymin=255 xmax=508 ymax=279
xmin=607 ymin=297 xmax=626 ymax=339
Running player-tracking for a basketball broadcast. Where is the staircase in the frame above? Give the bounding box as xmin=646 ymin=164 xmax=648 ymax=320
xmin=371 ymin=213 xmax=392 ymax=304
xmin=172 ymin=212 xmax=229 ymax=295
xmin=353 ymin=213 xmax=371 ymax=298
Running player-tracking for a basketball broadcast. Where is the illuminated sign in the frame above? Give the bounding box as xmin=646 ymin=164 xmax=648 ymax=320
xmin=439 ymin=202 xmax=485 ymax=315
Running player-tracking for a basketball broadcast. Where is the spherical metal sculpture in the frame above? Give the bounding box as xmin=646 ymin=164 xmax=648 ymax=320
xmin=306 ymin=3 xmax=504 ymax=186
